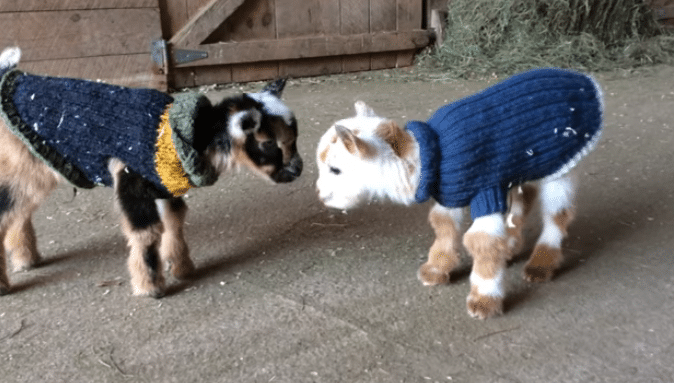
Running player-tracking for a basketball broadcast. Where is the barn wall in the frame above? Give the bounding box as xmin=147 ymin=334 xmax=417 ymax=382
xmin=1 ymin=0 xmax=165 ymax=89
xmin=160 ymin=0 xmax=429 ymax=88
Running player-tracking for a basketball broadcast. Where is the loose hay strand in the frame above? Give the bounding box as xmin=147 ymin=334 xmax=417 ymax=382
xmin=420 ymin=0 xmax=674 ymax=78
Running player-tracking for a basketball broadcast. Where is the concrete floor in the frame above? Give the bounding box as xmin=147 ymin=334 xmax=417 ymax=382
xmin=1 ymin=65 xmax=673 ymax=383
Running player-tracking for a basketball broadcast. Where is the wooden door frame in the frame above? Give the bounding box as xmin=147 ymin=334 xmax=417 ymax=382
xmin=163 ymin=0 xmax=430 ymax=70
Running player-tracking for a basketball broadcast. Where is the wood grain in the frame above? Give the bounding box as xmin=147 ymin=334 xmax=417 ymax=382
xmin=0 ymin=0 xmax=157 ymax=12
xmin=1 ymin=9 xmax=162 ymax=62
xmin=169 ymin=0 xmax=247 ymax=46
xmin=172 ymin=30 xmax=430 ymax=67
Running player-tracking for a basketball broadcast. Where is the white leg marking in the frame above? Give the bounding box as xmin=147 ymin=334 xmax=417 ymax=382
xmin=536 ymin=175 xmax=576 ymax=248
xmin=537 ymin=215 xmax=565 ymax=248
xmin=470 ymin=269 xmax=505 ymax=298
xmin=467 ymin=213 xmax=506 ymax=238
xmin=540 ymin=174 xmax=576 ymax=215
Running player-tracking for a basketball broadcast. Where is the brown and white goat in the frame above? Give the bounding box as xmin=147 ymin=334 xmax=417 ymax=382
xmin=316 ymin=91 xmax=601 ymax=319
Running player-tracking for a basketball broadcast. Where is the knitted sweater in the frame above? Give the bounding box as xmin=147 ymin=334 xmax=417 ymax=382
xmin=0 ymin=69 xmax=218 ymax=197
xmin=406 ymin=68 xmax=603 ymax=219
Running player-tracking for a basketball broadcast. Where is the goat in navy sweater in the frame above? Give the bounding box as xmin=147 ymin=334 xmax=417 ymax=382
xmin=0 ymin=47 xmax=302 ymax=298
xmin=316 ymin=68 xmax=603 ymax=319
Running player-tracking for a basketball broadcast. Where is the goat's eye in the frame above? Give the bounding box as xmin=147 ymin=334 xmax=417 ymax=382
xmin=261 ymin=140 xmax=276 ymax=151
xmin=329 ymin=166 xmax=341 ymax=175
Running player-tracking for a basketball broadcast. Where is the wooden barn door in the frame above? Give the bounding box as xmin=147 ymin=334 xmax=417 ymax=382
xmin=160 ymin=0 xmax=430 ymax=88
xmin=0 ymin=1 xmax=166 ymax=89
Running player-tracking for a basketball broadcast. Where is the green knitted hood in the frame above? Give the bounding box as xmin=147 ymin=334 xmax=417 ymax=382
xmin=168 ymin=93 xmax=219 ymax=188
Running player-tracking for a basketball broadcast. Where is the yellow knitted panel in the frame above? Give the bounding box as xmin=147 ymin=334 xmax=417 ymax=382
xmin=154 ymin=106 xmax=192 ymax=196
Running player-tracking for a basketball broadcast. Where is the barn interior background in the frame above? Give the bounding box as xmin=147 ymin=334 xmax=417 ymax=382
xmin=421 ymin=0 xmax=674 ymax=79
xmin=1 ymin=0 xmax=672 ymax=91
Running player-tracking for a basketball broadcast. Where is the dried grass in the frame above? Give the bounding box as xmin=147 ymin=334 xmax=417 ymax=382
xmin=419 ymin=0 xmax=674 ymax=77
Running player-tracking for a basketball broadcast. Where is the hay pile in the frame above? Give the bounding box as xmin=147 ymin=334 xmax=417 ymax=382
xmin=422 ymin=0 xmax=674 ymax=77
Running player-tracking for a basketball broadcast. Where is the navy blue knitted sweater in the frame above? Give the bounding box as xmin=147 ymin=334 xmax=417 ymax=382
xmin=0 ymin=68 xmax=218 ymax=197
xmin=406 ymin=68 xmax=603 ymax=219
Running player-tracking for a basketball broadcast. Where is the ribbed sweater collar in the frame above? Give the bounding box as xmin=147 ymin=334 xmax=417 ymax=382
xmin=405 ymin=120 xmax=440 ymax=204
xmin=168 ymin=93 xmax=219 ymax=188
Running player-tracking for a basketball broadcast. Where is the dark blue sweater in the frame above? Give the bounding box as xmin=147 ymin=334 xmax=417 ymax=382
xmin=0 ymin=69 xmax=217 ymax=197
xmin=406 ymin=68 xmax=603 ymax=219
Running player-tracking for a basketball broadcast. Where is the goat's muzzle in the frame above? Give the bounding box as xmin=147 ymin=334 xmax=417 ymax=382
xmin=271 ymin=152 xmax=303 ymax=183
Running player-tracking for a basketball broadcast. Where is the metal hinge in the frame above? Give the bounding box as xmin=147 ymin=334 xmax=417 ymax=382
xmin=173 ymin=48 xmax=208 ymax=65
xmin=151 ymin=39 xmax=169 ymax=73
xmin=151 ymin=39 xmax=209 ymax=70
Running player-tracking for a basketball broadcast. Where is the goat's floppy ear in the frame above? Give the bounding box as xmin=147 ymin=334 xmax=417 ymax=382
xmin=375 ymin=120 xmax=413 ymax=158
xmin=261 ymin=78 xmax=287 ymax=98
xmin=334 ymin=125 xmax=375 ymax=158
xmin=229 ymin=109 xmax=262 ymax=140
xmin=354 ymin=101 xmax=377 ymax=117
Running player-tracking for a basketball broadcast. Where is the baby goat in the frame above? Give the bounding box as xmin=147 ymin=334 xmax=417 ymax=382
xmin=0 ymin=47 xmax=302 ymax=298
xmin=316 ymin=68 xmax=603 ymax=318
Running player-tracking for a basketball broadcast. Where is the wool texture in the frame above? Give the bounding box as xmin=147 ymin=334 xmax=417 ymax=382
xmin=0 ymin=69 xmax=217 ymax=197
xmin=154 ymin=107 xmax=192 ymax=196
xmin=406 ymin=68 xmax=603 ymax=219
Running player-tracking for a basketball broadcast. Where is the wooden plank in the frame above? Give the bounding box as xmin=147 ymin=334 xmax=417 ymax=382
xmin=396 ymin=50 xmax=416 ymax=67
xmin=341 ymin=0 xmax=370 ymax=34
xmin=170 ymin=64 xmax=281 ymax=89
xmin=397 ymin=0 xmax=422 ymax=30
xmin=20 ymin=54 xmax=165 ymax=89
xmin=279 ymin=57 xmax=342 ymax=78
xmin=0 ymin=0 xmax=158 ymax=12
xmin=396 ymin=0 xmax=421 ymax=70
xmin=1 ymin=9 xmax=162 ymax=62
xmin=371 ymin=0 xmax=396 ymax=32
xmin=341 ymin=0 xmax=371 ymax=73
xmin=187 ymin=0 xmax=213 ymax=16
xmin=172 ymin=61 xmax=277 ymax=88
xmin=232 ymin=61 xmax=279 ymax=83
xmin=276 ymin=0 xmax=340 ymax=38
xmin=178 ymin=65 xmax=234 ymax=88
xmin=159 ymin=0 xmax=189 ymax=39
xmin=172 ymin=66 xmax=232 ymax=89
xmin=173 ymin=51 xmax=415 ymax=88
xmin=371 ymin=51 xmax=398 ymax=70
xmin=172 ymin=67 xmax=199 ymax=88
xmin=343 ymin=53 xmax=372 ymax=73
xmin=205 ymin=0 xmax=276 ymax=43
xmin=172 ymin=30 xmax=430 ymax=67
xmin=169 ymin=0 xmax=247 ymax=47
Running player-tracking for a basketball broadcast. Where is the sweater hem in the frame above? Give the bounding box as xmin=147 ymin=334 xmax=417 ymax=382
xmin=0 ymin=70 xmax=96 ymax=189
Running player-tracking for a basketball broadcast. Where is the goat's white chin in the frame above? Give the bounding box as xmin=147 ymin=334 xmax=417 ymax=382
xmin=322 ymin=199 xmax=353 ymax=211
xmin=320 ymin=193 xmax=363 ymax=211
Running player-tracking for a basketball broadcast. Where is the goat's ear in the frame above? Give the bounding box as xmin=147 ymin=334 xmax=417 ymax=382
xmin=261 ymin=78 xmax=287 ymax=98
xmin=334 ymin=125 xmax=375 ymax=159
xmin=0 ymin=47 xmax=21 ymax=69
xmin=354 ymin=101 xmax=377 ymax=117
xmin=229 ymin=109 xmax=262 ymax=141
xmin=375 ymin=120 xmax=413 ymax=158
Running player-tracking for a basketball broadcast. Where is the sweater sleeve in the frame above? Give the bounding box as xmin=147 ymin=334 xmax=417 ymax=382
xmin=469 ymin=186 xmax=508 ymax=220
